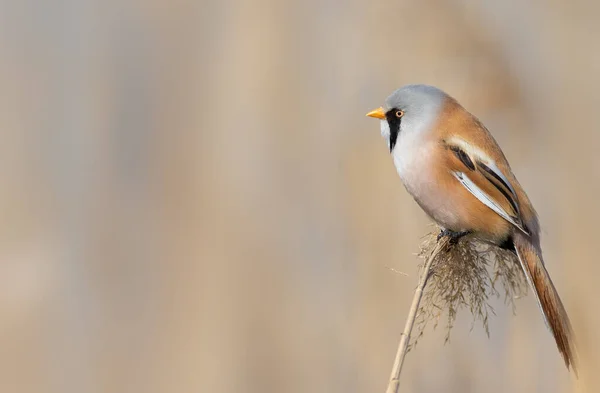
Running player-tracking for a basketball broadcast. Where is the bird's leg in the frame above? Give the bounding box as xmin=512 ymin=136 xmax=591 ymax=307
xmin=437 ymin=228 xmax=471 ymax=245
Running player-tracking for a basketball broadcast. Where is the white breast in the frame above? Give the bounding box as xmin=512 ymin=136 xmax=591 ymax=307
xmin=385 ymin=121 xmax=464 ymax=230
xmin=392 ymin=129 xmax=435 ymax=198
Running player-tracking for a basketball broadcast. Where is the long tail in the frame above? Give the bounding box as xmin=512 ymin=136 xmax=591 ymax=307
xmin=513 ymin=231 xmax=578 ymax=374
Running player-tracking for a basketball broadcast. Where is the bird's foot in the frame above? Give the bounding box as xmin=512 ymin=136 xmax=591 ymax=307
xmin=437 ymin=229 xmax=471 ymax=245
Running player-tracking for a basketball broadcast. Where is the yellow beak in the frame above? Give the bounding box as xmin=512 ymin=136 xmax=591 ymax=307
xmin=366 ymin=107 xmax=386 ymax=120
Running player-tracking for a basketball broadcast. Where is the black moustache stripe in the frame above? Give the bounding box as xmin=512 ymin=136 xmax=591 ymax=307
xmin=386 ymin=111 xmax=401 ymax=152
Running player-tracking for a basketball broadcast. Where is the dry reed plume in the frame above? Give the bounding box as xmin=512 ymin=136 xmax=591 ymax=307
xmin=385 ymin=228 xmax=528 ymax=393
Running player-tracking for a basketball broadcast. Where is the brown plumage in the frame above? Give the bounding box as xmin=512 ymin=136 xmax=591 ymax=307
xmin=368 ymin=84 xmax=579 ymax=373
xmin=439 ymin=97 xmax=579 ymax=372
xmin=513 ymin=231 xmax=578 ymax=372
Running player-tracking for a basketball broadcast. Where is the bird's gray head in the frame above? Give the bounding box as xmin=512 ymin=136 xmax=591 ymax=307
xmin=367 ymin=84 xmax=448 ymax=152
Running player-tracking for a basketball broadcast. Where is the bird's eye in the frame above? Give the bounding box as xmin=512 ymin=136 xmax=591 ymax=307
xmin=395 ymin=110 xmax=404 ymax=118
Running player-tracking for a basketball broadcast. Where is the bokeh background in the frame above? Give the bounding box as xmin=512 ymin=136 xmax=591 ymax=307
xmin=1 ymin=0 xmax=599 ymax=392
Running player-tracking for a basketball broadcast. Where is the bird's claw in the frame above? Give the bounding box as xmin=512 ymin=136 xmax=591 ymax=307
xmin=437 ymin=229 xmax=470 ymax=245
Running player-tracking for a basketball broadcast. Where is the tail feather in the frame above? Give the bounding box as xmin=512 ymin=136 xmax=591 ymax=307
xmin=513 ymin=232 xmax=578 ymax=374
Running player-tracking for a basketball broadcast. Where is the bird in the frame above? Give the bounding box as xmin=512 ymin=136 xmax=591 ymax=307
xmin=366 ymin=84 xmax=577 ymax=373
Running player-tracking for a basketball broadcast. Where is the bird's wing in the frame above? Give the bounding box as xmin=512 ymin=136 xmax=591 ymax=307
xmin=444 ymin=137 xmax=529 ymax=235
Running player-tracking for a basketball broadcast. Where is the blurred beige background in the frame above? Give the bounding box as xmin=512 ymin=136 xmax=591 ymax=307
xmin=1 ymin=0 xmax=599 ymax=392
